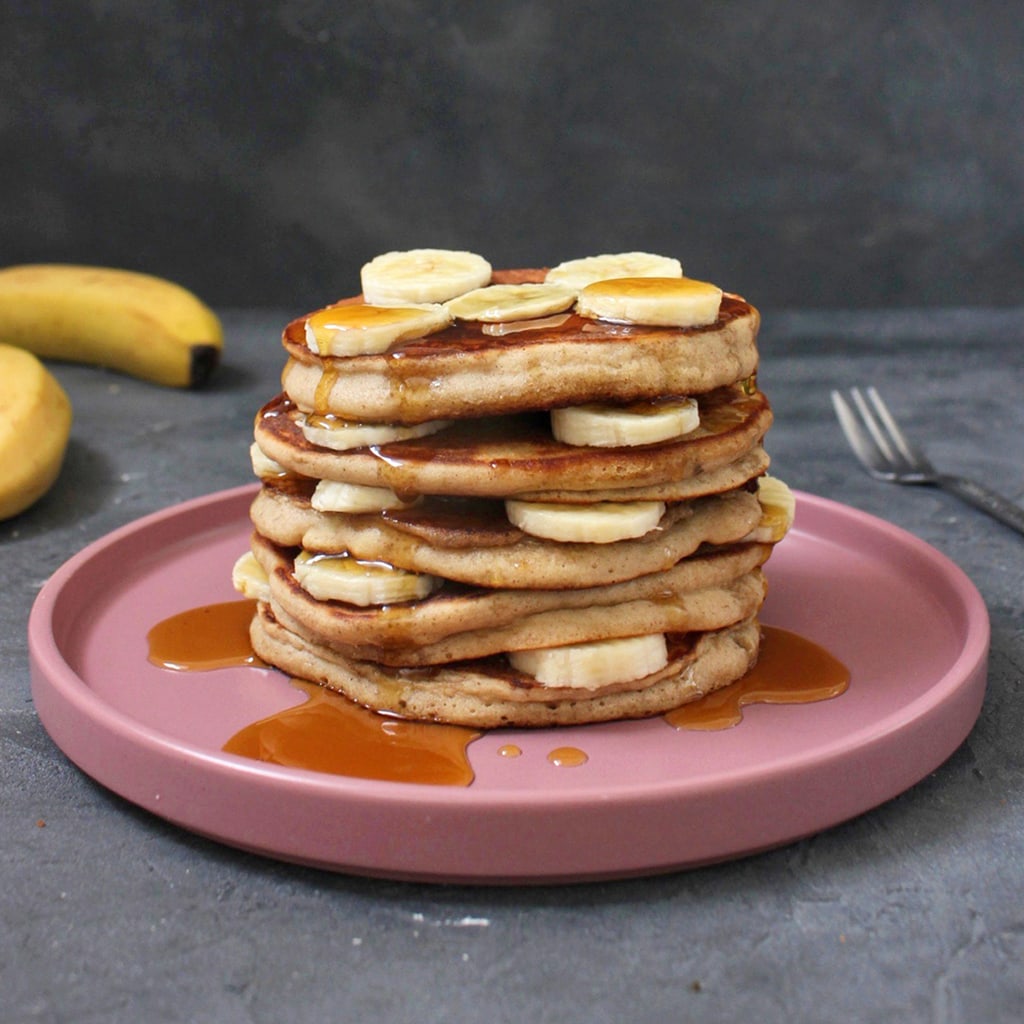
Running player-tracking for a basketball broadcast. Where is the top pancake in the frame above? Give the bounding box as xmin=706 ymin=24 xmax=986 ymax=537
xmin=279 ymin=270 xmax=760 ymax=424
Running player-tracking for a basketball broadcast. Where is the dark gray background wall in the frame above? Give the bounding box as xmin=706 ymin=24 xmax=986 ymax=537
xmin=3 ymin=1 xmax=1022 ymax=311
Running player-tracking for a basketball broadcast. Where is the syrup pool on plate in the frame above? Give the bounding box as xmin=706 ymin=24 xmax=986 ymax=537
xmin=146 ymin=602 xmax=849 ymax=784
xmin=666 ymin=626 xmax=850 ymax=731
xmin=147 ymin=599 xmax=262 ymax=671
xmin=146 ymin=598 xmax=478 ymax=785
xmin=223 ymin=679 xmax=480 ymax=786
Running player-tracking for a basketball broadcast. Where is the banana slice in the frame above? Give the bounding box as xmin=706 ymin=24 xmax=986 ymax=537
xmin=250 ymin=442 xmax=288 ymax=478
xmin=482 ymin=312 xmax=572 ymax=336
xmin=304 ymin=302 xmax=450 ymax=357
xmin=545 ymin=252 xmax=683 ymax=291
xmin=577 ymin=276 xmax=723 ymax=327
xmin=232 ymin=551 xmax=270 ymax=603
xmin=297 ymin=412 xmax=450 ymax=452
xmin=311 ymin=479 xmax=419 ymax=513
xmin=293 ymin=550 xmax=440 ymax=606
xmin=509 ymin=634 xmax=669 ymax=689
xmin=505 ymin=499 xmax=665 ymax=543
xmin=445 ymin=283 xmax=577 ymax=322
xmin=360 ymin=249 xmax=492 ymax=305
xmin=551 ymin=397 xmax=699 ymax=448
xmin=747 ymin=475 xmax=796 ymax=543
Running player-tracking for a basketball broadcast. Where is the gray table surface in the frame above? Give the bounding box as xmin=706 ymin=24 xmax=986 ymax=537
xmin=3 ymin=308 xmax=1023 ymax=1024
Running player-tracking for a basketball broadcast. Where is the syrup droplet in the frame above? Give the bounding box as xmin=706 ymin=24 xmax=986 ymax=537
xmin=223 ymin=680 xmax=480 ymax=786
xmin=665 ymin=625 xmax=849 ymax=731
xmin=547 ymin=746 xmax=588 ymax=767
xmin=497 ymin=744 xmax=522 ymax=758
xmin=146 ymin=599 xmax=261 ymax=670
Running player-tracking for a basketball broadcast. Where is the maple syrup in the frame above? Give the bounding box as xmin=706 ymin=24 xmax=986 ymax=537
xmin=223 ymin=679 xmax=479 ymax=785
xmin=146 ymin=605 xmax=848 ymax=785
xmin=665 ymin=626 xmax=849 ymax=730
xmin=547 ymin=746 xmax=589 ymax=768
xmin=382 ymin=495 xmax=520 ymax=546
xmin=313 ymin=364 xmax=340 ymax=416
xmin=147 ymin=599 xmax=261 ymax=671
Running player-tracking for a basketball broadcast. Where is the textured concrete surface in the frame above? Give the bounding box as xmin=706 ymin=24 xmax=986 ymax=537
xmin=2 ymin=307 xmax=1023 ymax=1023
xmin=3 ymin=2 xmax=1024 ymax=310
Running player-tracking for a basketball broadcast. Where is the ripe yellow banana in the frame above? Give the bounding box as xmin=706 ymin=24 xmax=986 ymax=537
xmin=0 ymin=264 xmax=223 ymax=387
xmin=0 ymin=344 xmax=72 ymax=521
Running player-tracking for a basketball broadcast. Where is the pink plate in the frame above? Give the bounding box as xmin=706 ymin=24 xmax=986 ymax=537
xmin=29 ymin=485 xmax=989 ymax=884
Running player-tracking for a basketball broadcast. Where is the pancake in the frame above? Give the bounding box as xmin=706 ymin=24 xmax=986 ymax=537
xmin=515 ymin=445 xmax=769 ymax=502
xmin=249 ymin=530 xmax=771 ymax=662
xmin=254 ymin=383 xmax=772 ymax=499
xmin=249 ymin=482 xmax=764 ymax=589
xmin=250 ymin=602 xmax=762 ymax=728
xmin=279 ymin=275 xmax=760 ymax=424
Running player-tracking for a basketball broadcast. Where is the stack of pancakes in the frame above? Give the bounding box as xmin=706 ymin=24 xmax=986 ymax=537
xmin=233 ymin=249 xmax=791 ymax=727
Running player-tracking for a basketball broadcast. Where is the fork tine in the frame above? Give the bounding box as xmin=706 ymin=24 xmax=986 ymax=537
xmin=864 ymin=387 xmax=919 ymax=465
xmin=849 ymin=387 xmax=900 ymax=465
xmin=830 ymin=389 xmax=883 ymax=473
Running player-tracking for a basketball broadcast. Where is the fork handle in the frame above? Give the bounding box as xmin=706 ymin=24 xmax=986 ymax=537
xmin=937 ymin=474 xmax=1024 ymax=537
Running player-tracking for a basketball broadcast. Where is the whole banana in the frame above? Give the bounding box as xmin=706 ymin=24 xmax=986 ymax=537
xmin=0 ymin=344 xmax=72 ymax=521
xmin=0 ymin=264 xmax=223 ymax=387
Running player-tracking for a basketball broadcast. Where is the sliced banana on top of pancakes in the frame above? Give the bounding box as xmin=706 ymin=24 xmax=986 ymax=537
xmin=578 ymin=276 xmax=724 ymax=328
xmin=445 ymin=283 xmax=577 ymax=323
xmin=318 ymin=249 xmax=719 ymax=355
xmin=544 ymin=252 xmax=684 ymax=291
xmin=304 ymin=302 xmax=451 ymax=357
xmin=360 ymin=248 xmax=493 ymax=305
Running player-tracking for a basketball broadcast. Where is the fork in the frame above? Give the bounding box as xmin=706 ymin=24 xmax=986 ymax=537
xmin=831 ymin=386 xmax=1024 ymax=537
